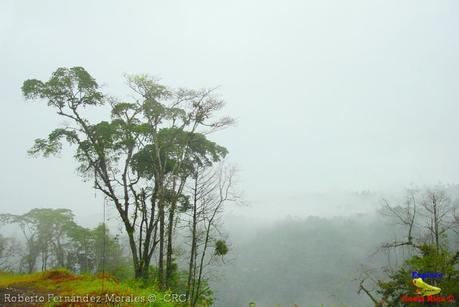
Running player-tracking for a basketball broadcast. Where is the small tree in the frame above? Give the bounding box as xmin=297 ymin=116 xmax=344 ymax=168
xmin=185 ymin=163 xmax=238 ymax=306
xmin=358 ymin=188 xmax=459 ymax=306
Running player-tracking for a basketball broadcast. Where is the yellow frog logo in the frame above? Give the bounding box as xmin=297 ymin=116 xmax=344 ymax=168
xmin=412 ymin=278 xmax=441 ymax=296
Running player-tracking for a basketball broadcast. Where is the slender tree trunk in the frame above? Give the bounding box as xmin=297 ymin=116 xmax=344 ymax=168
xmin=193 ymin=223 xmax=211 ymax=307
xmin=125 ymin=226 xmax=140 ymax=279
xmin=167 ymin=178 xmax=185 ymax=284
xmin=165 ymin=177 xmax=187 ymax=286
xmin=190 ymin=237 xmax=198 ymax=306
xmin=166 ymin=204 xmax=175 ymax=283
xmin=56 ymin=236 xmax=65 ymax=268
xmin=27 ymin=256 xmax=34 ymax=274
xmin=433 ymin=195 xmax=439 ymax=252
xmin=158 ymin=184 xmax=166 ymax=288
xmin=186 ymin=175 xmax=199 ymax=300
xmin=26 ymin=239 xmax=37 ymax=273
xmin=166 ymin=179 xmax=176 ymax=284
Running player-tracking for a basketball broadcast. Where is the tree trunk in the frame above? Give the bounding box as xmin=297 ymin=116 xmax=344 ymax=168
xmin=158 ymin=195 xmax=165 ymax=289
xmin=186 ymin=176 xmax=199 ymax=300
xmin=166 ymin=204 xmax=175 ymax=284
xmin=193 ymin=221 xmax=212 ymax=307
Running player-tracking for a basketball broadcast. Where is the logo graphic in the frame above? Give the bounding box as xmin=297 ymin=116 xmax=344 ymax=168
xmin=411 ymin=271 xmax=443 ymax=279
xmin=412 ymin=278 xmax=441 ymax=296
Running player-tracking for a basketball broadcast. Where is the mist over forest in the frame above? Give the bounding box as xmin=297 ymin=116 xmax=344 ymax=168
xmin=207 ymin=187 xmax=459 ymax=306
xmin=1 ymin=1 xmax=459 ymax=306
xmin=2 ymin=187 xmax=458 ymax=306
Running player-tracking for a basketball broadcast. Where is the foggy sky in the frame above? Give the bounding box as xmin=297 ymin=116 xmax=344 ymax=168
xmin=1 ymin=0 xmax=459 ymax=226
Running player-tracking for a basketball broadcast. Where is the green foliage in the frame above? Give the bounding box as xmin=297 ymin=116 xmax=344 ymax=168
xmin=0 ymin=269 xmax=179 ymax=307
xmin=145 ymin=265 xmax=213 ymax=306
xmin=91 ymin=224 xmax=132 ymax=280
xmin=0 ymin=208 xmax=131 ymax=279
xmin=131 ymin=129 xmax=227 ymax=179
xmin=194 ymin=280 xmax=214 ymax=306
xmin=377 ymin=245 xmax=459 ymax=306
xmin=22 ymin=67 xmax=104 ymax=108
xmin=22 ymin=67 xmax=233 ymax=299
xmin=0 ymin=208 xmax=76 ymax=272
xmin=24 ymin=67 xmax=228 ymax=184
xmin=65 ymin=222 xmax=131 ymax=279
xmin=27 ymin=126 xmax=84 ymax=157
xmin=125 ymin=74 xmax=170 ymax=103
xmin=214 ymin=240 xmax=228 ymax=256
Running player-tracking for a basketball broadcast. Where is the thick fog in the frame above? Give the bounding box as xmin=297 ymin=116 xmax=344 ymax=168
xmin=2 ymin=2 xmax=459 ymax=306
xmin=1 ymin=0 xmax=459 ymax=225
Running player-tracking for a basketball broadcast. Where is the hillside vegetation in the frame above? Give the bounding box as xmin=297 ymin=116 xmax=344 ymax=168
xmin=0 ymin=269 xmax=183 ymax=307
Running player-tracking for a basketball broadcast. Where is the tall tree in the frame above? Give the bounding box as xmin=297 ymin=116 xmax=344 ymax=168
xmin=22 ymin=67 xmax=232 ymax=286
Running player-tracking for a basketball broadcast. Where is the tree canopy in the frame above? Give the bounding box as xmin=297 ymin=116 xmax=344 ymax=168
xmin=22 ymin=66 xmax=234 ymax=300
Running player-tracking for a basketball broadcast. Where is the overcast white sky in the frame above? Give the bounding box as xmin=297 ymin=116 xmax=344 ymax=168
xmin=1 ymin=0 xmax=459 ymax=226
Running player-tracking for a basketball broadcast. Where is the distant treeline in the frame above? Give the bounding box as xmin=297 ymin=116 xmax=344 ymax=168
xmin=0 ymin=208 xmax=130 ymax=279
